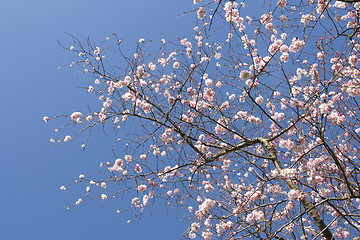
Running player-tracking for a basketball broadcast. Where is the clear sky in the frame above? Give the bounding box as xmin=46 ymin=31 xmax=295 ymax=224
xmin=0 ymin=0 xmax=258 ymax=239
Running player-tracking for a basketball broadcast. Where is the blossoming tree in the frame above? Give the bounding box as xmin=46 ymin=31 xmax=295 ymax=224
xmin=45 ymin=0 xmax=360 ymax=239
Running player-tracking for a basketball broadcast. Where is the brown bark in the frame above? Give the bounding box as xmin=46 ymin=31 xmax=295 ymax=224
xmin=260 ymin=139 xmax=334 ymax=240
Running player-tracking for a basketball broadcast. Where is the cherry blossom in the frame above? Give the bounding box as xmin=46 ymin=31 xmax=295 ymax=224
xmin=47 ymin=1 xmax=360 ymax=239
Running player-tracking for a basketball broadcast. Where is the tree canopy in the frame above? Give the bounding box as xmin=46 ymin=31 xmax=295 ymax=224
xmin=46 ymin=0 xmax=360 ymax=239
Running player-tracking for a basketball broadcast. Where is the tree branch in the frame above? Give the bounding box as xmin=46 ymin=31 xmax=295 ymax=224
xmin=260 ymin=139 xmax=334 ymax=240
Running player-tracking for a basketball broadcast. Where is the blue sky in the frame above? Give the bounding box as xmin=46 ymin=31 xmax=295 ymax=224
xmin=0 ymin=0 xmax=197 ymax=239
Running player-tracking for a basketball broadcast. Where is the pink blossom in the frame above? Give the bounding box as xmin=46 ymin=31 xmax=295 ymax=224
xmin=202 ymin=230 xmax=213 ymax=240
xmin=244 ymin=79 xmax=252 ymax=87
xmin=109 ymin=158 xmax=123 ymax=172
xmin=301 ymin=14 xmax=315 ymax=24
xmin=280 ymin=45 xmax=289 ymax=53
xmin=319 ymin=102 xmax=333 ymax=114
xmin=289 ymin=38 xmax=305 ymax=53
xmin=189 ymin=232 xmax=196 ymax=239
xmin=190 ymin=222 xmax=200 ymax=232
xmin=248 ymin=116 xmax=261 ymax=124
xmin=328 ymin=110 xmax=345 ymax=125
xmin=260 ymin=12 xmax=273 ymax=24
xmin=125 ymin=155 xmax=133 ymax=162
xmin=246 ymin=210 xmax=264 ymax=222
xmin=139 ymin=79 xmax=147 ymax=87
xmin=279 ymin=15 xmax=287 ymax=22
xmin=265 ymin=23 xmax=274 ymax=31
xmin=277 ymin=112 xmax=285 ymax=121
xmin=288 ymin=189 xmax=301 ymax=200
xmin=239 ymin=70 xmax=251 ymax=80
xmin=173 ymin=61 xmax=180 ymax=69
xmin=196 ymin=198 xmax=216 ymax=218
xmin=188 ymin=206 xmax=193 ymax=212
xmin=135 ymin=164 xmax=142 ymax=173
xmin=280 ymin=53 xmax=289 ymax=62
xmin=215 ymin=124 xmax=225 ymax=134
xmin=70 ymin=112 xmax=82 ymax=121
xmin=137 ymin=184 xmax=147 ymax=192
xmin=280 ymin=168 xmax=297 ymax=178
xmin=255 ymin=95 xmax=264 ymax=104
xmin=64 ymin=135 xmax=72 ymax=142
xmin=197 ymin=7 xmax=206 ymax=19
xmin=277 ymin=0 xmax=286 ymax=9
xmin=43 ymin=116 xmax=49 ymax=123
xmin=349 ymin=54 xmax=358 ymax=66
xmin=220 ymin=101 xmax=229 ymax=110
xmin=224 ymin=2 xmax=240 ymax=24
xmin=205 ymin=79 xmax=213 ymax=87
